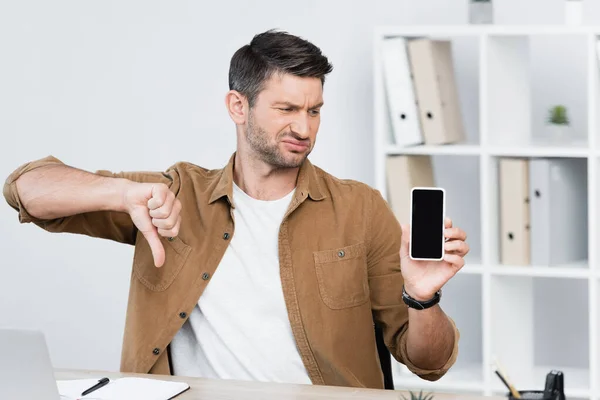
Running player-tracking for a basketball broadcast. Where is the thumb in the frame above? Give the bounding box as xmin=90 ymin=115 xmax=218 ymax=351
xmin=141 ymin=227 xmax=165 ymax=268
xmin=400 ymin=224 xmax=410 ymax=260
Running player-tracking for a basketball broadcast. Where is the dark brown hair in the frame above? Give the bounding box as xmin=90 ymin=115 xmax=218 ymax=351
xmin=228 ymin=29 xmax=333 ymax=108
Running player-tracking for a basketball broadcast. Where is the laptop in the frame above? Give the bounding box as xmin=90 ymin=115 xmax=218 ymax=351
xmin=0 ymin=328 xmax=61 ymax=400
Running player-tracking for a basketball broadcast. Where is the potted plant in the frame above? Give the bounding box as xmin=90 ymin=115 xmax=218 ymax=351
xmin=469 ymin=0 xmax=494 ymax=24
xmin=546 ymin=105 xmax=571 ymax=141
xmin=400 ymin=390 xmax=435 ymax=400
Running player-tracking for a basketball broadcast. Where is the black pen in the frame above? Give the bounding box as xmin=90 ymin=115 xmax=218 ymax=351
xmin=81 ymin=377 xmax=110 ymax=396
xmin=494 ymin=369 xmax=521 ymax=399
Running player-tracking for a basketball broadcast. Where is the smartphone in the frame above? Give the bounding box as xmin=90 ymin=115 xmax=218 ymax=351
xmin=409 ymin=187 xmax=446 ymax=261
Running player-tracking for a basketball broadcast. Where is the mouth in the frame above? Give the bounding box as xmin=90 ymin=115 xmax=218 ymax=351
xmin=282 ymin=140 xmax=309 ymax=152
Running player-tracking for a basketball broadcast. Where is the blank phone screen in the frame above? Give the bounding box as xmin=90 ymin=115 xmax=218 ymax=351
xmin=410 ymin=189 xmax=444 ymax=259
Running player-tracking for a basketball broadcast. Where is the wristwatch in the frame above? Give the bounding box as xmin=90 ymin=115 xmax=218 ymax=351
xmin=402 ymin=285 xmax=441 ymax=310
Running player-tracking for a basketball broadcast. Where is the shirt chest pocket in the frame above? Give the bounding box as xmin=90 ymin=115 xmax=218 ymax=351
xmin=132 ymin=234 xmax=192 ymax=292
xmin=313 ymin=242 xmax=369 ymax=310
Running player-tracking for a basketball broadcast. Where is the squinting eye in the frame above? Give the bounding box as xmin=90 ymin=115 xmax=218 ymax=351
xmin=310 ymin=110 xmax=320 ymax=116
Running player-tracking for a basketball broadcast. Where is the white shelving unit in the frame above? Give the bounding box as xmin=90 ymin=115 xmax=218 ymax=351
xmin=373 ymin=25 xmax=600 ymax=400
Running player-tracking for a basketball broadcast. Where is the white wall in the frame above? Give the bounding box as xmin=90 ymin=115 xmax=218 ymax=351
xmin=0 ymin=0 xmax=597 ymax=372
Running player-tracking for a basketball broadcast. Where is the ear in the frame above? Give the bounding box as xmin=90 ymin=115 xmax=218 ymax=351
xmin=225 ymin=90 xmax=247 ymax=125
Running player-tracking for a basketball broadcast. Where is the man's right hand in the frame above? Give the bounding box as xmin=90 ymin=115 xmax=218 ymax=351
xmin=123 ymin=182 xmax=182 ymax=268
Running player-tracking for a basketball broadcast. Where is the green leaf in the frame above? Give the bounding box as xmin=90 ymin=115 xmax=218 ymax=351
xmin=547 ymin=105 xmax=570 ymax=125
xmin=400 ymin=390 xmax=435 ymax=400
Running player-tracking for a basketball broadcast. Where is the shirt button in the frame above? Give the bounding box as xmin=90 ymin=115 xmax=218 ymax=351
xmin=338 ymin=250 xmax=345 ymax=258
xmin=167 ymin=237 xmax=175 ymax=242
xmin=223 ymin=232 xmax=230 ymax=240
xmin=179 ymin=312 xmax=187 ymax=319
xmin=152 ymin=348 xmax=160 ymax=355
xmin=202 ymin=272 xmax=210 ymax=280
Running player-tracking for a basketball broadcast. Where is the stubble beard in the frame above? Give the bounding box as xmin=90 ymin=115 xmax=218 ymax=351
xmin=245 ymin=112 xmax=310 ymax=169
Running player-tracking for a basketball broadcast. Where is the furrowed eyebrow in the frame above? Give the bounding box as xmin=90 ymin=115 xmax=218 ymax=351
xmin=273 ymin=101 xmax=324 ymax=109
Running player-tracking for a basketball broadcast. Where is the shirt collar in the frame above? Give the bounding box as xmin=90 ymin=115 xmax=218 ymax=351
xmin=208 ymin=152 xmax=326 ymax=206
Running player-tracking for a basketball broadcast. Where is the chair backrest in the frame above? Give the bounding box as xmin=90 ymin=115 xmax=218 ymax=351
xmin=374 ymin=322 xmax=394 ymax=390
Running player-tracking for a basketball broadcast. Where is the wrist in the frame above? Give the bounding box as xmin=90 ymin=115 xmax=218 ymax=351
xmin=116 ymin=178 xmax=137 ymax=214
xmin=403 ymin=285 xmax=442 ymax=310
xmin=403 ymin=284 xmax=437 ymax=302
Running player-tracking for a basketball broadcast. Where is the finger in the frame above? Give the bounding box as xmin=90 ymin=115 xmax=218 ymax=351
xmin=157 ymin=215 xmax=181 ymax=238
xmin=443 ymin=253 xmax=465 ymax=270
xmin=444 ymin=240 xmax=470 ymax=256
xmin=399 ymin=224 xmax=410 ymax=259
xmin=444 ymin=227 xmax=467 ymax=241
xmin=445 ymin=217 xmax=452 ymax=229
xmin=149 ymin=191 xmax=176 ymax=219
xmin=140 ymin=227 xmax=165 ymax=268
xmin=147 ymin=184 xmax=172 ymax=212
xmin=152 ymin=200 xmax=181 ymax=230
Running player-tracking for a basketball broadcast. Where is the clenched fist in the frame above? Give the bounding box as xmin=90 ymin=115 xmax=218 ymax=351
xmin=123 ymin=182 xmax=182 ymax=268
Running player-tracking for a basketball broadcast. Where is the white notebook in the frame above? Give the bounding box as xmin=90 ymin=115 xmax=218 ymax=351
xmin=57 ymin=377 xmax=190 ymax=400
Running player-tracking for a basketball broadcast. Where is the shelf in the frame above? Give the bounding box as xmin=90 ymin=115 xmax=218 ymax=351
xmin=488 ymin=144 xmax=589 ymax=158
xmin=487 ymin=156 xmax=589 ymax=269
xmin=384 ymin=144 xmax=481 ymax=156
xmin=488 ymin=262 xmax=590 ymax=279
xmin=374 ymin=24 xmax=598 ymax=398
xmin=461 ymin=263 xmax=484 ymax=275
xmin=384 ymin=143 xmax=591 ymax=158
xmin=485 ymin=33 xmax=589 ymax=150
xmin=376 ymin=25 xmax=600 ymax=38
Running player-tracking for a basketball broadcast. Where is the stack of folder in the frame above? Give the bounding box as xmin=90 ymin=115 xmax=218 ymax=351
xmin=381 ymin=36 xmax=467 ymax=225
xmin=498 ymin=157 xmax=588 ymax=266
xmin=385 ymin=155 xmax=435 ymax=225
xmin=380 ymin=36 xmax=466 ymax=147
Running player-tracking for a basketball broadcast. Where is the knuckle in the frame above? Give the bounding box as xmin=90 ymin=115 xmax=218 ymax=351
xmin=166 ymin=215 xmax=177 ymax=228
xmin=156 ymin=184 xmax=169 ymax=198
xmin=157 ymin=229 xmax=168 ymax=237
xmin=153 ymin=197 xmax=165 ymax=208
xmin=155 ymin=210 xmax=168 ymax=219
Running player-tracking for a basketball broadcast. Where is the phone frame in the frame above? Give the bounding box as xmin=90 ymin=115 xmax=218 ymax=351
xmin=409 ymin=186 xmax=446 ymax=261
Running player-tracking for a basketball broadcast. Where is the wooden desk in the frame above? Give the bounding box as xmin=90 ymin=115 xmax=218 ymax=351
xmin=55 ymin=369 xmax=505 ymax=400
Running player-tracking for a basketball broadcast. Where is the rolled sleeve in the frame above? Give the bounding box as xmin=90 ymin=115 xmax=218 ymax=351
xmin=3 ymin=155 xmax=184 ymax=245
xmin=397 ymin=315 xmax=460 ymax=380
xmin=3 ymin=155 xmax=67 ymax=224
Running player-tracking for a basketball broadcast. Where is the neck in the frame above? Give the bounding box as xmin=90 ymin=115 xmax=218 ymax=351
xmin=232 ymin=150 xmax=300 ymax=201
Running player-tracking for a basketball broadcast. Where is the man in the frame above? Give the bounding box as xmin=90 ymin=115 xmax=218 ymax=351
xmin=3 ymin=29 xmax=468 ymax=389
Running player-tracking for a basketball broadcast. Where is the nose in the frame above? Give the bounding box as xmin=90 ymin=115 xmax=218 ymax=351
xmin=290 ymin=113 xmax=310 ymax=139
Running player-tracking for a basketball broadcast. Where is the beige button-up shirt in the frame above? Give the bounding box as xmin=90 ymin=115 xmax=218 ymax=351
xmin=3 ymin=154 xmax=459 ymax=389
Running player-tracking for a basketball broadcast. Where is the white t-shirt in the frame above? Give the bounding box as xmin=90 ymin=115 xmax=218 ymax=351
xmin=170 ymin=182 xmax=311 ymax=384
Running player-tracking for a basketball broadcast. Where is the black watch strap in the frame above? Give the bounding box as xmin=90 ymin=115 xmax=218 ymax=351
xmin=402 ymin=285 xmax=441 ymax=310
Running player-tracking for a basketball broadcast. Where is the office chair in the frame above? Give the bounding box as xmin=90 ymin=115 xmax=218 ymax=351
xmin=374 ymin=322 xmax=394 ymax=390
